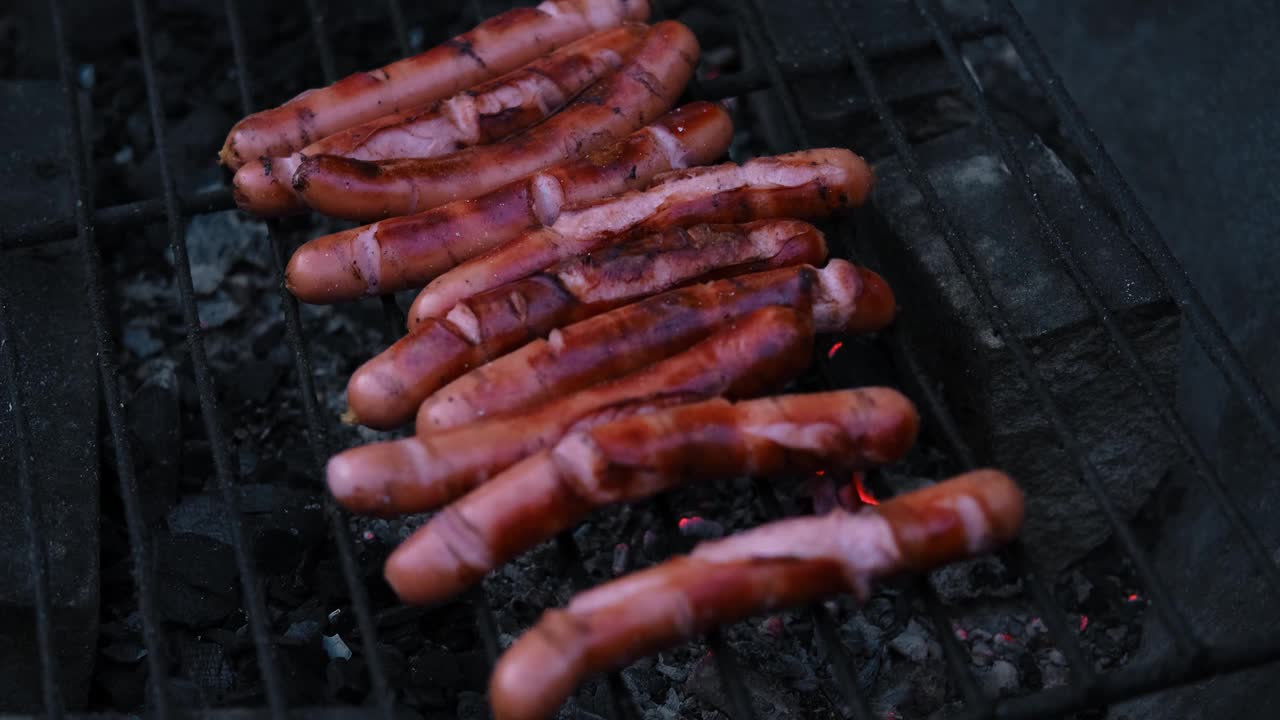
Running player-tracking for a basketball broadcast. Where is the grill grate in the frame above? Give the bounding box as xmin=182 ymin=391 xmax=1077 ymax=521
xmin=2 ymin=0 xmax=1279 ymax=718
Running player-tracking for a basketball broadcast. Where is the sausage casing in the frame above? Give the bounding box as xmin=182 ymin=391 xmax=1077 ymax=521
xmin=284 ymin=101 xmax=733 ymax=304
xmin=329 ymin=306 xmax=816 ymax=514
xmin=292 ymin=20 xmax=699 ymax=221
xmin=218 ymin=0 xmax=651 ymax=169
xmin=383 ymin=387 xmax=922 ymax=605
xmin=487 ymin=470 xmax=1025 ymax=720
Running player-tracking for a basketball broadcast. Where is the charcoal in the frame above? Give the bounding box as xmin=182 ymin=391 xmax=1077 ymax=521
xmin=226 ymin=358 xmax=284 ymax=407
xmin=176 ymin=209 xmax=271 ymax=296
xmin=979 ymin=659 xmax=1020 ymax=697
xmin=888 ymin=620 xmax=940 ymax=663
xmin=685 ymin=653 xmax=803 ymax=718
xmin=455 ymin=690 xmax=487 ymax=720
xmin=129 ymin=103 xmax=232 ymax=199
xmin=157 ymin=533 xmax=240 ymax=627
xmin=176 ymin=636 xmax=236 ymax=701
xmin=412 ymin=646 xmax=463 ymax=690
xmin=865 ymin=122 xmax=1180 ymax=573
xmin=0 ymin=83 xmax=101 ymax=714
xmin=168 ymin=495 xmax=234 ymax=546
xmin=94 ymin=661 xmax=148 ymax=710
xmin=285 ymin=620 xmax=324 ymax=644
xmin=123 ymin=323 xmax=164 ymax=359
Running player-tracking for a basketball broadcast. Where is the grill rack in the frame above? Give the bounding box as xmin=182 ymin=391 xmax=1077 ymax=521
xmin=1 ymin=0 xmax=1278 ymax=718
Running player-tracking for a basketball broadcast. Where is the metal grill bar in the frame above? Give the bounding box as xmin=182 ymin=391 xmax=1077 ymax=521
xmin=751 ymin=477 xmax=876 ymax=720
xmin=891 ymin=326 xmax=1099 ymax=692
xmin=989 ymin=0 xmax=1280 ymax=457
xmin=913 ymin=0 xmax=1280 ymax=596
xmin=554 ymin=533 xmax=644 ymax=720
xmin=733 ymin=0 xmax=1111 ymax=709
xmin=385 ymin=0 xmax=412 ymax=58
xmin=809 ymin=0 xmax=1203 ymax=659
xmin=0 ymin=288 xmax=64 ymax=719
xmin=127 ymin=0 xmax=289 ymax=714
xmin=44 ymin=0 xmax=174 ymax=714
xmin=218 ymin=0 xmax=396 ymax=714
xmin=304 ymin=0 xmax=339 ymax=90
xmin=736 ymin=2 xmax=1011 ymax=714
xmin=0 ymin=187 xmax=234 ymax=250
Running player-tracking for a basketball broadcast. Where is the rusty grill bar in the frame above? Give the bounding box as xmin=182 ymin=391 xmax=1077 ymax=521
xmin=3 ymin=0 xmax=1279 ymax=718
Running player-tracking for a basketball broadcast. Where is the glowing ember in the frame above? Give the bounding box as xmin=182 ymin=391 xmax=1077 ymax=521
xmin=995 ymin=632 xmax=1016 ymax=644
xmin=854 ymin=472 xmax=879 ymax=506
xmin=1079 ymin=615 xmax=1089 ymax=631
xmin=815 ymin=469 xmax=825 ymax=476
xmin=362 ymin=530 xmax=374 ymax=541
xmin=678 ymin=516 xmax=701 ymax=530
xmin=764 ymin=616 xmax=785 ymax=637
xmin=1127 ymin=593 xmax=1141 ymax=602
xmin=954 ymin=627 xmax=969 ymax=640
xmin=827 ymin=341 xmax=844 ymax=358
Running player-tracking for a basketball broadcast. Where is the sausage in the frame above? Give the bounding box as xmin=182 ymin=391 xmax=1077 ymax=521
xmin=344 ymin=219 xmax=828 ymax=430
xmin=232 ymin=25 xmax=647 ymax=217
xmin=329 ymin=306 xmax=815 ymax=515
xmin=486 ymin=470 xmax=1025 ymax=720
xmin=217 ymin=0 xmax=651 ymax=170
xmin=291 ymin=20 xmax=700 ymax=221
xmin=407 ymin=147 xmax=875 ymax=319
xmin=382 ymin=387 xmax=923 ymax=605
xmin=415 ymin=259 xmax=896 ymax=432
xmin=284 ymin=101 xmax=733 ymax=304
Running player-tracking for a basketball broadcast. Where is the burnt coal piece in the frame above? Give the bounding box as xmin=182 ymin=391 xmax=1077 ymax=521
xmin=864 ymin=121 xmax=1181 ymax=574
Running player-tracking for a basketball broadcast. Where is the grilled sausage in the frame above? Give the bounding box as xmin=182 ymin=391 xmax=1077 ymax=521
xmin=329 ymin=306 xmax=815 ymax=514
xmin=344 ymin=220 xmax=827 ymax=429
xmin=217 ymin=0 xmax=651 ymax=170
xmin=285 ymin=102 xmax=733 ymax=304
xmin=487 ymin=470 xmax=1025 ymax=720
xmin=407 ymin=147 xmax=875 ymax=320
xmin=232 ymin=25 xmax=647 ymax=216
xmin=416 ymin=259 xmax=895 ymax=432
xmin=383 ymin=387 xmax=922 ymax=605
xmin=292 ymin=21 xmax=699 ymax=221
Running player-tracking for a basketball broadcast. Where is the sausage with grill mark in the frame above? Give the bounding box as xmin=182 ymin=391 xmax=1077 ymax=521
xmin=415 ymin=259 xmax=896 ymax=433
xmin=232 ymin=25 xmax=647 ymax=216
xmin=383 ymin=387 xmax=923 ymax=605
xmin=344 ymin=219 xmax=827 ymax=430
xmin=292 ymin=20 xmax=699 ymax=221
xmin=329 ymin=306 xmax=815 ymax=514
xmin=218 ymin=0 xmax=650 ymax=170
xmin=486 ymin=469 xmax=1025 ymax=720
xmin=284 ymin=102 xmax=733 ymax=304
xmin=406 ymin=147 xmax=875 ymax=320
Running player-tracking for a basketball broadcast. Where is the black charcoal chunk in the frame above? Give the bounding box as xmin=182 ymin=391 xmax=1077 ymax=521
xmin=865 ymin=122 xmax=1180 ymax=573
xmin=157 ymin=533 xmax=240 ymax=627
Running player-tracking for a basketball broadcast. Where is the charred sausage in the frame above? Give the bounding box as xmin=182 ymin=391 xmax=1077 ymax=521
xmin=284 ymin=101 xmax=733 ymax=304
xmin=232 ymin=25 xmax=647 ymax=216
xmin=218 ymin=0 xmax=650 ymax=170
xmin=329 ymin=306 xmax=815 ymax=514
xmin=382 ymin=387 xmax=923 ymax=605
xmin=407 ymin=147 xmax=875 ymax=320
xmin=344 ymin=219 xmax=827 ymax=430
xmin=415 ymin=259 xmax=895 ymax=432
xmin=487 ymin=470 xmax=1025 ymax=720
xmin=292 ymin=20 xmax=699 ymax=221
